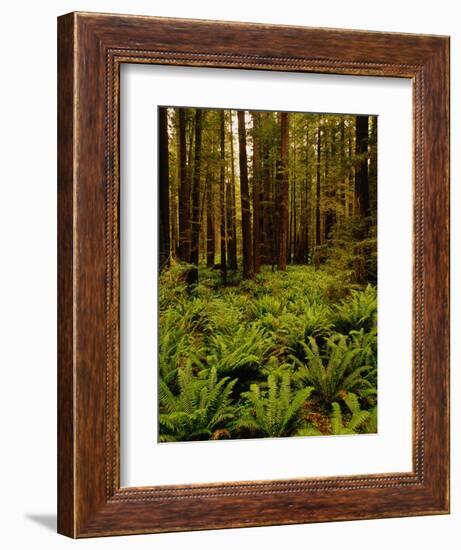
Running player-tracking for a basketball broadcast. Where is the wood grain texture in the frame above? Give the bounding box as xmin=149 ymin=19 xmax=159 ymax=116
xmin=57 ymin=13 xmax=75 ymax=538
xmin=57 ymin=11 xmax=450 ymax=538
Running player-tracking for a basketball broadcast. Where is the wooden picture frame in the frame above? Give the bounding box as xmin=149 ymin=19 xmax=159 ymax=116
xmin=57 ymin=12 xmax=450 ymax=537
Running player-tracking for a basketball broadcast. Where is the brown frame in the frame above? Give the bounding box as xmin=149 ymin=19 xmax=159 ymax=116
xmin=57 ymin=11 xmax=450 ymax=538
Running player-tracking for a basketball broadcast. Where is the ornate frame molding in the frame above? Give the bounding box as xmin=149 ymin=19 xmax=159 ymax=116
xmin=58 ymin=12 xmax=449 ymax=537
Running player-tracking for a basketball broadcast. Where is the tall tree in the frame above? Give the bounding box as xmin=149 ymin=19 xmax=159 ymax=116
xmin=227 ymin=112 xmax=238 ymax=270
xmin=219 ymin=110 xmax=227 ymax=283
xmin=189 ymin=109 xmax=203 ymax=285
xmin=295 ymin=119 xmax=309 ymax=263
xmin=277 ymin=112 xmax=289 ymax=270
xmin=289 ymin=137 xmax=296 ymax=264
xmin=324 ymin=121 xmax=337 ymax=241
xmin=368 ymin=115 xmax=378 ymax=215
xmin=205 ymin=166 xmax=215 ymax=267
xmin=261 ymin=113 xmax=272 ymax=264
xmin=346 ymin=128 xmax=353 ymax=218
xmin=315 ymin=119 xmax=322 ymax=247
xmin=237 ymin=110 xmax=254 ymax=278
xmin=339 ymin=118 xmax=347 ymax=221
xmin=177 ymin=108 xmax=190 ymax=261
xmin=252 ymin=112 xmax=261 ymax=272
xmin=355 ymin=115 xmax=370 ymax=218
xmin=170 ymin=111 xmax=180 ymax=257
xmin=158 ymin=107 xmax=170 ymax=271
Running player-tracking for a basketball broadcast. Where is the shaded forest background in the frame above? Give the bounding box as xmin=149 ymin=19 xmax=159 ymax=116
xmin=159 ymin=107 xmax=377 ymax=282
xmin=158 ymin=107 xmax=378 ymax=442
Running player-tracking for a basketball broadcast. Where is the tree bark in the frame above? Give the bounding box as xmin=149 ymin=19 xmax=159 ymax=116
xmin=237 ymin=110 xmax=254 ymax=278
xmin=324 ymin=123 xmax=336 ymax=241
xmin=368 ymin=115 xmax=377 ymax=216
xmin=252 ymin=112 xmax=261 ymax=273
xmin=219 ymin=110 xmax=227 ymax=283
xmin=227 ymin=112 xmax=238 ymax=270
xmin=177 ymin=108 xmax=190 ymax=262
xmin=158 ymin=107 xmax=170 ymax=271
xmin=277 ymin=112 xmax=289 ymax=270
xmin=315 ymin=120 xmax=322 ymax=247
xmin=347 ymin=130 xmax=353 ymax=218
xmin=289 ymin=135 xmax=296 ymax=264
xmin=261 ymin=113 xmax=272 ymax=264
xmin=355 ymin=115 xmax=370 ymax=218
xmin=189 ymin=109 xmax=203 ymax=285
xmin=205 ymin=166 xmax=215 ymax=267
xmin=295 ymin=121 xmax=309 ymax=263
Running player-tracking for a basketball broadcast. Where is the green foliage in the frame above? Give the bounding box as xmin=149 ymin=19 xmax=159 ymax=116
xmin=333 ymin=284 xmax=377 ymax=334
xmin=325 ymin=216 xmax=377 ymax=286
xmin=159 ymin=365 xmax=237 ymax=442
xmin=330 ymin=392 xmax=371 ymax=435
xmin=158 ymin=110 xmax=378 ymax=442
xmin=159 ymin=264 xmax=377 ymax=442
xmin=206 ymin=325 xmax=273 ymax=390
xmin=291 ymin=334 xmax=376 ymax=405
xmin=234 ymin=374 xmax=314 ymax=438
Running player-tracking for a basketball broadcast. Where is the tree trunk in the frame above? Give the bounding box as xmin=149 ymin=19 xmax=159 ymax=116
xmin=324 ymin=123 xmax=336 ymax=241
xmin=158 ymin=107 xmax=170 ymax=271
xmin=189 ymin=109 xmax=203 ymax=285
xmin=237 ymin=110 xmax=254 ymax=278
xmin=368 ymin=116 xmax=377 ymax=216
xmin=170 ymin=110 xmax=181 ymax=257
xmin=252 ymin=112 xmax=261 ymax=273
xmin=355 ymin=115 xmax=370 ymax=218
xmin=177 ymin=108 xmax=190 ymax=261
xmin=227 ymin=112 xmax=238 ymax=270
xmin=205 ymin=166 xmax=215 ymax=267
xmin=290 ymin=150 xmax=296 ymax=264
xmin=295 ymin=122 xmax=309 ymax=264
xmin=261 ymin=113 xmax=272 ymax=264
xmin=340 ymin=118 xmax=346 ymax=221
xmin=219 ymin=111 xmax=227 ymax=283
xmin=347 ymin=130 xmax=353 ymax=218
xmin=315 ymin=120 xmax=322 ymax=247
xmin=277 ymin=112 xmax=289 ymax=270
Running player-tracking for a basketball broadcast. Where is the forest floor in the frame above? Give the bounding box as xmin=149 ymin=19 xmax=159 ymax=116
xmin=158 ymin=263 xmax=378 ymax=442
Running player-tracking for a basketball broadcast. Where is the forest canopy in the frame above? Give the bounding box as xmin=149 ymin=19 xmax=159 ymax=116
xmin=158 ymin=106 xmax=377 ymax=442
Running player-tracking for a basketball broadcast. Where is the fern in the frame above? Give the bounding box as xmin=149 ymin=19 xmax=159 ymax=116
xmin=330 ymin=393 xmax=371 ymax=435
xmin=333 ymin=284 xmax=377 ymax=334
xmin=291 ymin=334 xmax=376 ymax=404
xmin=158 ymin=365 xmax=237 ymax=442
xmin=158 ymin=264 xmax=378 ymax=442
xmin=158 ymin=309 xmax=204 ymax=386
xmin=234 ymin=374 xmax=314 ymax=438
xmin=205 ymin=324 xmax=275 ymax=382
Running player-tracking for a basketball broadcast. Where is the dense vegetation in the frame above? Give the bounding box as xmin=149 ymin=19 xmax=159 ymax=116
xmin=159 ymin=264 xmax=377 ymax=441
xmin=158 ymin=107 xmax=377 ymax=442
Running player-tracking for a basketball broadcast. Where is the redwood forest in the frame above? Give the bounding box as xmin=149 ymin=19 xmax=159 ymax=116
xmin=158 ymin=107 xmax=378 ymax=442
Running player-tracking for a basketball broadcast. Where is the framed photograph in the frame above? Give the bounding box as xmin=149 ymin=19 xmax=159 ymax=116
xmin=58 ymin=12 xmax=450 ymax=537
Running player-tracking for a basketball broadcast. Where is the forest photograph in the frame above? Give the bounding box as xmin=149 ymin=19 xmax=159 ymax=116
xmin=158 ymin=106 xmax=377 ymax=443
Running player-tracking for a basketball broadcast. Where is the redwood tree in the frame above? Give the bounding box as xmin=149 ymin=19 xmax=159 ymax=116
xmin=237 ymin=110 xmax=254 ymax=278
xmin=219 ymin=110 xmax=227 ymax=283
xmin=158 ymin=107 xmax=170 ymax=271
xmin=177 ymin=108 xmax=190 ymax=261
xmin=252 ymin=111 xmax=261 ymax=273
xmin=355 ymin=115 xmax=370 ymax=218
xmin=315 ymin=120 xmax=322 ymax=247
xmin=189 ymin=109 xmax=203 ymax=285
xmin=277 ymin=112 xmax=289 ymax=270
xmin=227 ymin=112 xmax=238 ymax=270
xmin=205 ymin=166 xmax=215 ymax=267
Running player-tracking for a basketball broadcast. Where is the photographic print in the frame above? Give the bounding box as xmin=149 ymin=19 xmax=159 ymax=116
xmin=158 ymin=107 xmax=377 ymax=443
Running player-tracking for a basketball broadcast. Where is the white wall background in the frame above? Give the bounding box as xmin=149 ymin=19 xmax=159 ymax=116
xmin=0 ymin=1 xmax=457 ymax=548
